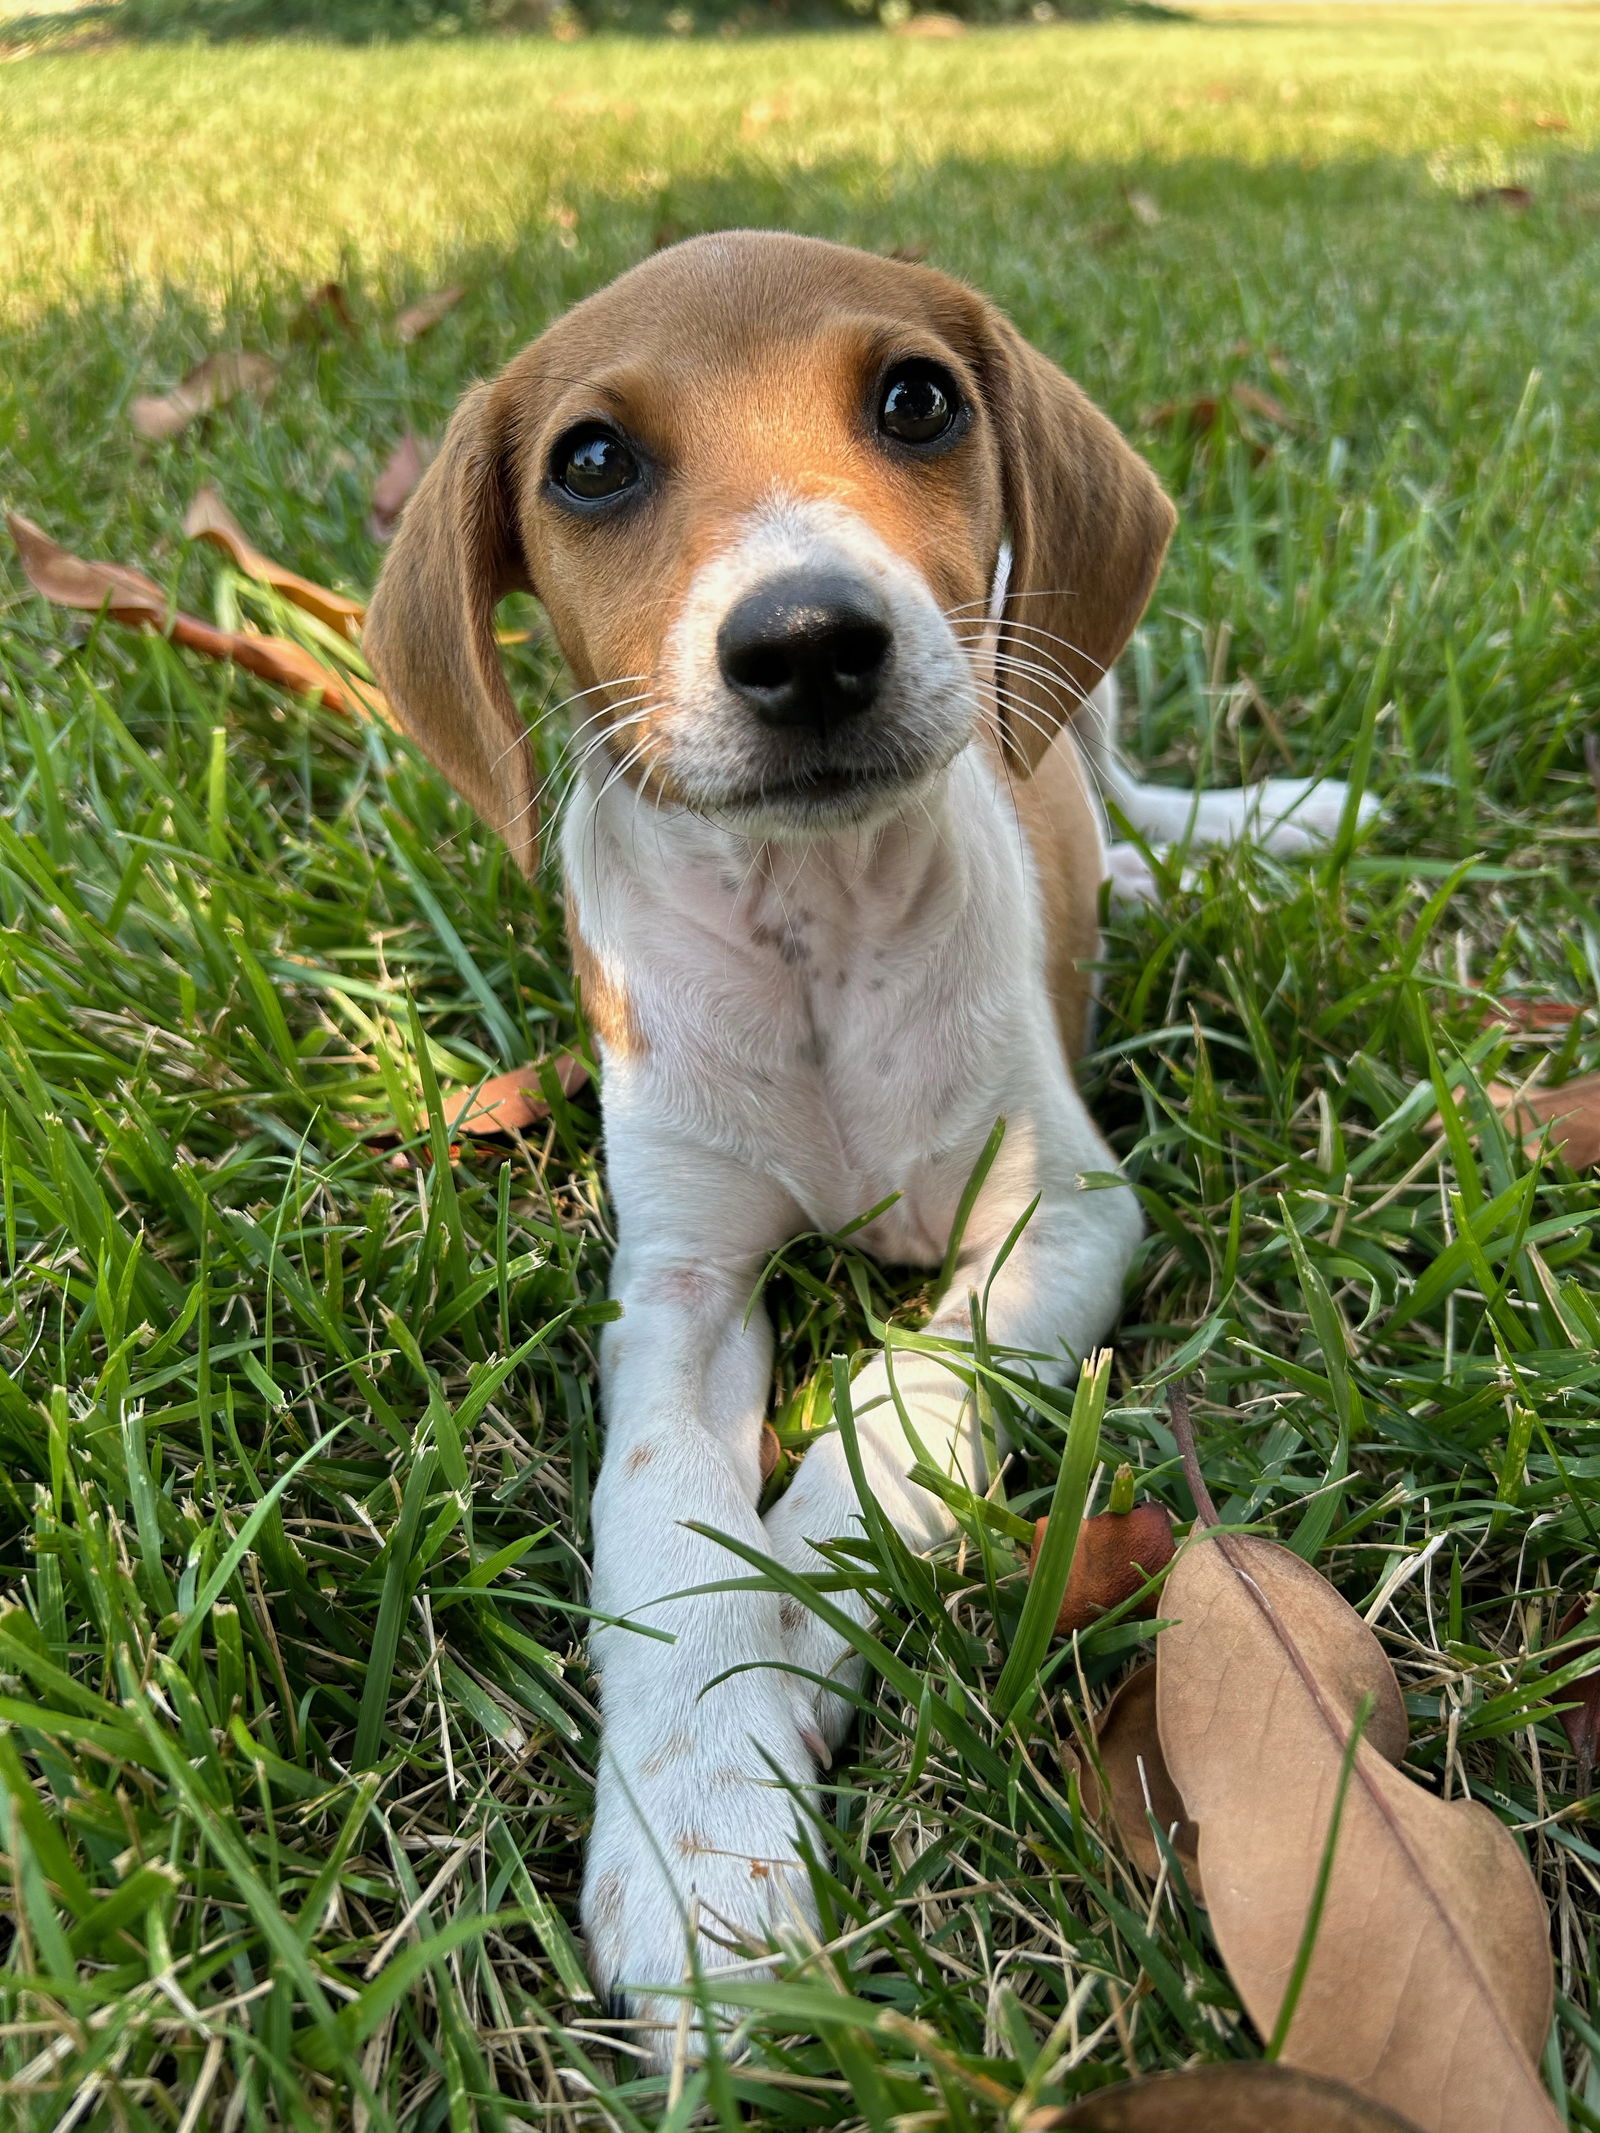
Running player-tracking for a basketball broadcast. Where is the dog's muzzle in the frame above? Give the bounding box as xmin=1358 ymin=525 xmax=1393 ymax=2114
xmin=716 ymin=570 xmax=893 ymax=735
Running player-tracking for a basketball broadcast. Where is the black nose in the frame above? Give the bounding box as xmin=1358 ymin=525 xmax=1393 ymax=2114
xmin=717 ymin=573 xmax=892 ymax=731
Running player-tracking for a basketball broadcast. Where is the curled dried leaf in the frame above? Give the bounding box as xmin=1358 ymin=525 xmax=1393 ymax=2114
xmin=130 ymin=351 xmax=277 ymax=443
xmin=394 ymin=284 xmax=465 ymax=343
xmin=440 ymin=1052 xmax=591 ymax=1140
xmin=7 ymin=510 xmax=379 ymax=720
xmin=184 ymin=485 xmax=364 ymax=639
xmin=759 ymin=1423 xmax=781 ymax=1485
xmin=1029 ymin=1501 xmax=1174 ymax=1637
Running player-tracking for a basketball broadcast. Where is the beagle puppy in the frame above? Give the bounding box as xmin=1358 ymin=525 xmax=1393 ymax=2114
xmin=366 ymin=230 xmax=1369 ymax=2063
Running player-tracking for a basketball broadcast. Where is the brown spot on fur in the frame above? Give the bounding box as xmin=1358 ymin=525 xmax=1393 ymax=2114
xmin=566 ymin=893 xmax=646 ymax=1059
xmin=676 ymin=1827 xmax=713 ymax=1857
xmin=751 ymin=921 xmax=812 ymax=966
xmin=778 ymin=1598 xmax=807 ymax=1636
xmin=624 ymin=1440 xmax=658 ymax=1474
xmin=640 ymin=1729 xmax=693 ymax=1777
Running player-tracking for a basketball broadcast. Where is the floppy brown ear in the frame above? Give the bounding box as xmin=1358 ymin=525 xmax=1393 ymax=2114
xmin=363 ymin=375 xmax=540 ymax=874
xmin=976 ymin=311 xmax=1176 ymax=774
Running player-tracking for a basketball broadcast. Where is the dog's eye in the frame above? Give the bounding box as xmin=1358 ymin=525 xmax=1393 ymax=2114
xmin=552 ymin=425 xmax=640 ymax=502
xmin=878 ymin=361 xmax=962 ymax=447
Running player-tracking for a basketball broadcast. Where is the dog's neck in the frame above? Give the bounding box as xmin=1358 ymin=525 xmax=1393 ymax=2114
xmin=566 ymin=747 xmax=984 ymax=956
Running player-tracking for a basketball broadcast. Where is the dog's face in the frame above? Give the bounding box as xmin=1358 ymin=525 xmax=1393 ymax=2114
xmin=365 ymin=232 xmax=1175 ymax=868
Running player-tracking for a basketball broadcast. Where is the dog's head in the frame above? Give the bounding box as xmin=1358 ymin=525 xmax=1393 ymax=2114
xmin=365 ymin=231 xmax=1174 ymax=871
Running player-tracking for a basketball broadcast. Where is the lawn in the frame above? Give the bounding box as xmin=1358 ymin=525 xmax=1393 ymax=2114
xmin=2 ymin=4 xmax=1600 ymax=2127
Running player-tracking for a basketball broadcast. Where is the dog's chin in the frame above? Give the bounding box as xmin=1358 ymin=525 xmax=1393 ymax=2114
xmin=693 ymin=758 xmax=947 ymax=844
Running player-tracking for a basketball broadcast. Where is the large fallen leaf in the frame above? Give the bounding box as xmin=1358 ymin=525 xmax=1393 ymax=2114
xmin=1039 ymin=2062 xmax=1423 ymax=2131
xmin=130 ymin=351 xmax=277 ymax=443
xmin=368 ymin=433 xmax=429 ymax=544
xmin=1158 ymin=1407 xmax=1559 ymax=2133
xmin=184 ymin=485 xmax=364 ymax=639
xmin=1078 ymin=1662 xmax=1202 ymax=1895
xmin=394 ymin=284 xmax=465 ymax=344
xmin=7 ymin=511 xmax=377 ymax=720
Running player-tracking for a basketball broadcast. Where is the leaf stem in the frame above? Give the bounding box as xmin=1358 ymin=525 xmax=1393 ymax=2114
xmin=1167 ymin=1380 xmax=1220 ymax=1528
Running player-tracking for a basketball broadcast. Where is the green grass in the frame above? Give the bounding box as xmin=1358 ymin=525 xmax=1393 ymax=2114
xmin=2 ymin=4 xmax=1600 ymax=2125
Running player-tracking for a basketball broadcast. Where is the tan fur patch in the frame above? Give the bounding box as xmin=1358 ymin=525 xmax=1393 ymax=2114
xmin=566 ymin=894 xmax=645 ymax=1059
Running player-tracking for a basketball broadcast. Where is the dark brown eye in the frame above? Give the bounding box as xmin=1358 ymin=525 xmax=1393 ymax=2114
xmin=878 ymin=361 xmax=962 ymax=447
xmin=552 ymin=425 xmax=640 ymax=502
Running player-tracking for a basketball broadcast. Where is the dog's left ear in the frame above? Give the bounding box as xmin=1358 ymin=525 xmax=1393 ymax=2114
xmin=364 ymin=371 xmax=541 ymax=875
xmin=972 ymin=307 xmax=1176 ymax=774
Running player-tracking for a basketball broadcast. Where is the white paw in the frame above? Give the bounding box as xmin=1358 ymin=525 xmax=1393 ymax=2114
xmin=583 ymin=1673 xmax=820 ymax=2068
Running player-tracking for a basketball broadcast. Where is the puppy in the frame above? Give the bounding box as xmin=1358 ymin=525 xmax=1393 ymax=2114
xmin=366 ymin=230 xmax=1367 ymax=2061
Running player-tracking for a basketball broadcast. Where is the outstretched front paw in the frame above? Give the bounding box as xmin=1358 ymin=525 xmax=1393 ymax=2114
xmin=583 ymin=1682 xmax=820 ymax=2068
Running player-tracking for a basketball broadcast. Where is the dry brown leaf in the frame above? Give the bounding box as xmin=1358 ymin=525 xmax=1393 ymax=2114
xmin=440 ymin=1052 xmax=591 ymax=1139
xmin=1481 ymin=995 xmax=1586 ymax=1034
xmin=1142 ymin=383 xmax=1296 ymax=443
xmin=368 ymin=433 xmax=430 ymax=545
xmin=1228 ymin=381 xmax=1298 ymax=428
xmin=7 ymin=510 xmax=376 ymax=720
xmin=1036 ymin=2062 xmax=1424 ymax=2131
xmin=291 ymin=281 xmax=357 ymax=340
xmin=1467 ymin=185 xmax=1535 ymax=211
xmin=1078 ymin=1663 xmax=1202 ymax=1895
xmin=1547 ymin=1599 xmax=1600 ymax=1789
xmin=131 ymin=351 xmax=277 ymax=443
xmin=184 ymin=485 xmax=364 ymax=640
xmin=1158 ymin=1401 xmax=1558 ymax=2133
xmin=1490 ymin=1071 xmax=1600 ymax=1168
xmin=394 ymin=285 xmax=465 ymax=344
xmin=1030 ymin=1502 xmax=1174 ymax=1638
xmin=759 ymin=1422 xmax=781 ymax=1485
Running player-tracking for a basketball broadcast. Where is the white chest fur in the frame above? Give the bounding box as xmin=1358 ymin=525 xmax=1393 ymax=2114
xmin=562 ymin=746 xmax=1065 ymax=1264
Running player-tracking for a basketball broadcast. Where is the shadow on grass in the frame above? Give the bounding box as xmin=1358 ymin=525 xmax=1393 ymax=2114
xmin=6 ymin=0 xmax=1185 ymax=50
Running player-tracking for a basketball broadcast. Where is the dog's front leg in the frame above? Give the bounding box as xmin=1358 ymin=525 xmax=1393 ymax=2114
xmin=763 ymin=1115 xmax=1142 ymax=1744
xmin=582 ymin=1135 xmax=818 ymax=2062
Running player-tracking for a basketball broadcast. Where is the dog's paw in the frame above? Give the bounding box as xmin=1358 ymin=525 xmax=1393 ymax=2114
xmin=1250 ymin=775 xmax=1381 ymax=854
xmin=583 ymin=1683 xmax=820 ymax=2068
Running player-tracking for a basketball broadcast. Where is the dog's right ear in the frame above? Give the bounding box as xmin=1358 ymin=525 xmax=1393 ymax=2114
xmin=364 ymin=375 xmax=540 ymax=875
